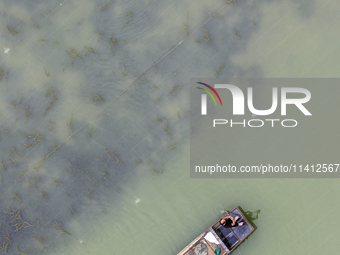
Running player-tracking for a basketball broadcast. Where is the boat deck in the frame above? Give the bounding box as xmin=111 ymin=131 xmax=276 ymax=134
xmin=178 ymin=207 xmax=254 ymax=255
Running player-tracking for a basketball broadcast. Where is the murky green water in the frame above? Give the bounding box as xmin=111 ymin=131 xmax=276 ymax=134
xmin=0 ymin=0 xmax=340 ymax=254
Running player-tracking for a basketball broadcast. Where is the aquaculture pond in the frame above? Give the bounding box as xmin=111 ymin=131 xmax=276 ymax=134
xmin=0 ymin=0 xmax=340 ymax=255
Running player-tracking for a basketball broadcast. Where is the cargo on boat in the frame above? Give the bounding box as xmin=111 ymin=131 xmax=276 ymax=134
xmin=177 ymin=207 xmax=254 ymax=255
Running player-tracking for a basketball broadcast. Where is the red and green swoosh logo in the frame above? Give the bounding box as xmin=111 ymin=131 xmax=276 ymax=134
xmin=196 ymin=82 xmax=222 ymax=106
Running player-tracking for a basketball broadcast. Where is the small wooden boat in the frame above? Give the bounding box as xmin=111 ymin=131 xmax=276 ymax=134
xmin=177 ymin=207 xmax=254 ymax=255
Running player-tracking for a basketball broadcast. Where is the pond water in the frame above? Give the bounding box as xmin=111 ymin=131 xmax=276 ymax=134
xmin=0 ymin=0 xmax=339 ymax=254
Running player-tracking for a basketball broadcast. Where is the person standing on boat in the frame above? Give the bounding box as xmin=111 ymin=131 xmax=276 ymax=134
xmin=220 ymin=211 xmax=244 ymax=228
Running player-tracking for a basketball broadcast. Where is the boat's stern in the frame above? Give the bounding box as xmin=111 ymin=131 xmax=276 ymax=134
xmin=177 ymin=228 xmax=229 ymax=255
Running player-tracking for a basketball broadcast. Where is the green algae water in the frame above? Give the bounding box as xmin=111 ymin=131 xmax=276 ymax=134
xmin=0 ymin=0 xmax=340 ymax=254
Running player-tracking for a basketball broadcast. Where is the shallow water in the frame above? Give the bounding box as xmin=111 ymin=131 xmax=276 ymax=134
xmin=0 ymin=0 xmax=340 ymax=254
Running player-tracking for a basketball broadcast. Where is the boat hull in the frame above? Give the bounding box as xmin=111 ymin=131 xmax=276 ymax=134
xmin=177 ymin=207 xmax=254 ymax=255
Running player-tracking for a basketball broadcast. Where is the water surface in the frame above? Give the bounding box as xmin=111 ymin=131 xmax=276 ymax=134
xmin=0 ymin=0 xmax=339 ymax=254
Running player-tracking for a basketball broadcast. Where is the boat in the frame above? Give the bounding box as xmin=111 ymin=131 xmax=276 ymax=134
xmin=177 ymin=207 xmax=254 ymax=255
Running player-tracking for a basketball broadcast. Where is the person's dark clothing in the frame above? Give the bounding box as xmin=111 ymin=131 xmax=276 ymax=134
xmin=221 ymin=217 xmax=242 ymax=228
